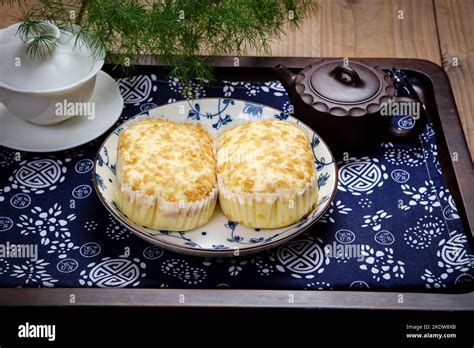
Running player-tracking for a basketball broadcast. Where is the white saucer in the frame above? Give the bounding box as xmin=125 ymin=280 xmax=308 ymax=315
xmin=0 ymin=71 xmax=123 ymax=152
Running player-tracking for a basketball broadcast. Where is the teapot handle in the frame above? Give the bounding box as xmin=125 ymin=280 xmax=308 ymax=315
xmin=331 ymin=65 xmax=361 ymax=86
xmin=387 ymin=96 xmax=427 ymax=139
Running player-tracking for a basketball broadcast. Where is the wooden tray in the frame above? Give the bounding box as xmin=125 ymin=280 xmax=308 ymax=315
xmin=0 ymin=57 xmax=472 ymax=311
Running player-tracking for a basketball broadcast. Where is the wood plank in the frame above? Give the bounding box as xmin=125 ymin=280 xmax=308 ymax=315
xmin=435 ymin=0 xmax=474 ymax=161
xmin=0 ymin=288 xmax=473 ymax=310
xmin=246 ymin=0 xmax=441 ymax=63
xmin=0 ymin=2 xmax=23 ymax=29
xmin=319 ymin=0 xmax=440 ymax=62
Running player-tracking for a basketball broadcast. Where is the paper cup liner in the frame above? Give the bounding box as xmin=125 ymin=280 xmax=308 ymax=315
xmin=116 ymin=176 xmax=218 ymax=231
xmin=218 ymin=172 xmax=318 ymax=229
xmin=216 ymin=119 xmax=318 ymax=228
xmin=115 ymin=115 xmax=218 ymax=231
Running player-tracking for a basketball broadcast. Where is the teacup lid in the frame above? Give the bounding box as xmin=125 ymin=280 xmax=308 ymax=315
xmin=0 ymin=22 xmax=104 ymax=92
xmin=295 ymin=59 xmax=394 ymax=116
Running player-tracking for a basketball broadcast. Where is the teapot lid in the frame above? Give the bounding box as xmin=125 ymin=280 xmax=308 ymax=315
xmin=0 ymin=22 xmax=104 ymax=92
xmin=295 ymin=59 xmax=394 ymax=116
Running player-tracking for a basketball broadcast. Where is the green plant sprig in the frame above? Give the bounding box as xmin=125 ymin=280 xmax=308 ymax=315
xmin=13 ymin=0 xmax=317 ymax=95
xmin=24 ymin=33 xmax=59 ymax=60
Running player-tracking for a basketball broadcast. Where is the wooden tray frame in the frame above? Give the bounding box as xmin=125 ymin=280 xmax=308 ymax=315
xmin=0 ymin=57 xmax=472 ymax=311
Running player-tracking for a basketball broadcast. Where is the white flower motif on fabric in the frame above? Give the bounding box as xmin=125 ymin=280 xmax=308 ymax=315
xmin=401 ymin=180 xmax=441 ymax=213
xmin=84 ymin=221 xmax=98 ymax=231
xmin=384 ymin=147 xmax=425 ymax=167
xmin=443 ymin=206 xmax=460 ymax=221
xmin=421 ymin=269 xmax=449 ymax=289
xmin=380 ymin=142 xmax=394 ymax=149
xmin=227 ymin=258 xmax=248 ymax=277
xmin=358 ymin=197 xmax=372 ymax=208
xmin=423 ymin=143 xmax=441 ymax=174
xmin=359 ymin=246 xmax=405 ymax=281
xmin=319 ymin=200 xmax=352 ymax=223
xmin=264 ymin=81 xmax=286 ymax=96
xmin=276 ymin=236 xmax=329 ymax=279
xmin=244 ymin=83 xmax=258 ymax=96
xmin=282 ymin=101 xmax=294 ymax=114
xmin=8 ymin=159 xmax=67 ymax=194
xmin=404 ymin=215 xmax=445 ymax=250
xmin=361 ymin=210 xmax=392 ymax=231
xmin=203 ymin=254 xmax=275 ymax=277
xmin=161 ymin=259 xmax=207 ymax=285
xmin=438 ymin=189 xmax=460 ymax=220
xmin=0 ymin=150 xmax=17 ymax=167
xmin=106 ymin=214 xmax=131 ymax=240
xmin=223 ymin=84 xmax=234 ymax=97
xmin=221 ymin=80 xmax=286 ymax=98
xmin=0 ymin=186 xmax=11 ymax=202
xmin=168 ymin=76 xmax=206 ymax=98
xmin=421 ymin=123 xmax=435 ymax=142
xmin=338 ymin=157 xmax=388 ymax=195
xmin=436 ymin=232 xmax=473 ymax=271
xmin=202 ymin=257 xmax=224 ymax=267
xmin=47 ymin=238 xmax=79 ymax=259
xmin=305 ymin=281 xmax=332 ymax=290
xmin=10 ymin=259 xmax=58 ymax=287
xmin=255 ymin=258 xmax=274 ymax=276
xmin=16 ymin=203 xmax=76 ymax=245
xmin=79 ymin=256 xmax=146 ymax=288
xmin=0 ymin=259 xmax=10 ymax=275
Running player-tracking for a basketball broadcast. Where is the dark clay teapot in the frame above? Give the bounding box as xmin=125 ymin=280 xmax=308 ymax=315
xmin=274 ymin=59 xmax=426 ymax=157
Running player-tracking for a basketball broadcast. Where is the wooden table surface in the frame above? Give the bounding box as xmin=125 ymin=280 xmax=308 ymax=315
xmin=1 ymin=0 xmax=473 ymax=161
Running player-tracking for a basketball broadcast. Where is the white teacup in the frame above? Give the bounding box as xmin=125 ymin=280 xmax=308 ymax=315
xmin=0 ymin=21 xmax=104 ymax=126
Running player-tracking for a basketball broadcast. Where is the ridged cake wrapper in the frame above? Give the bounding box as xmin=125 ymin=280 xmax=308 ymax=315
xmin=115 ymin=115 xmax=218 ymax=231
xmin=216 ymin=119 xmax=319 ymax=228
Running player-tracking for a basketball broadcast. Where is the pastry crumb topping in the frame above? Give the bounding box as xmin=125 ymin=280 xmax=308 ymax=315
xmin=217 ymin=119 xmax=314 ymax=193
xmin=118 ymin=118 xmax=216 ymax=202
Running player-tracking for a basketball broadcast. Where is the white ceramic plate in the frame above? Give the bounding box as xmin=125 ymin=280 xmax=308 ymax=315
xmin=0 ymin=71 xmax=123 ymax=152
xmin=94 ymin=98 xmax=337 ymax=257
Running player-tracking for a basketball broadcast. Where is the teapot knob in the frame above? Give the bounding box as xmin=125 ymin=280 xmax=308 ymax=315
xmin=331 ymin=65 xmax=362 ymax=86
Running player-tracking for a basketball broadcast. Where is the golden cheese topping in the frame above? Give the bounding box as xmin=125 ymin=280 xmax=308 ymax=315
xmin=118 ymin=118 xmax=216 ymax=202
xmin=217 ymin=119 xmax=314 ymax=193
